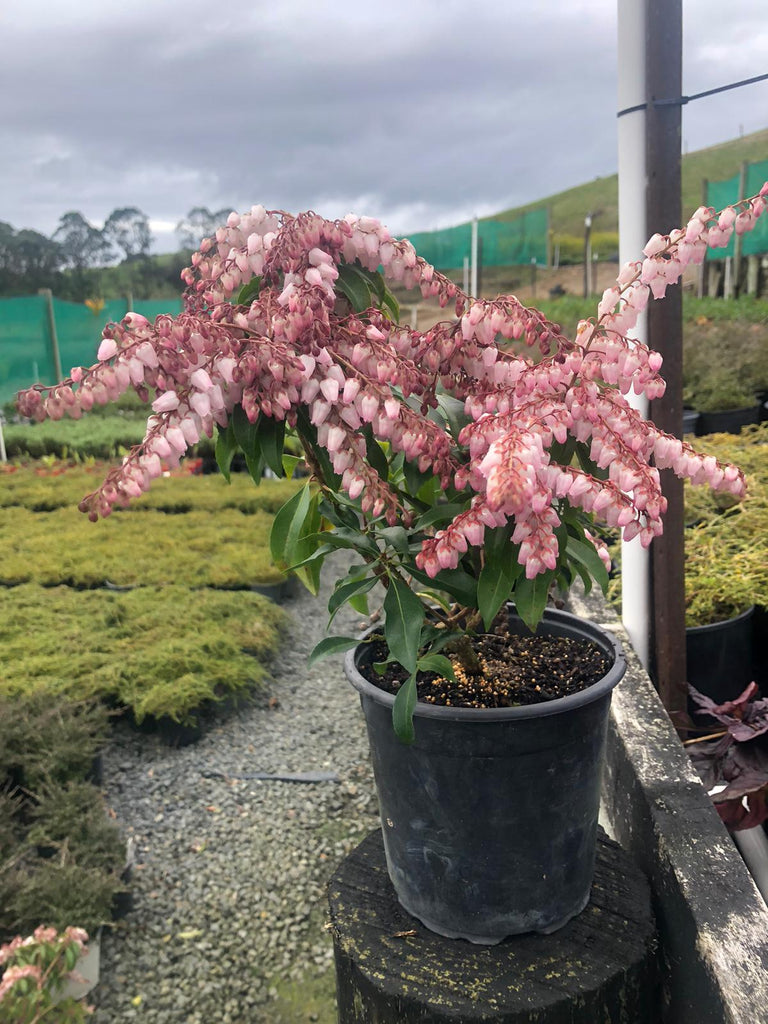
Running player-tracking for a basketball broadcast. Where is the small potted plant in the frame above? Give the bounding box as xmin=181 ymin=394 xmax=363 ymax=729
xmin=16 ymin=184 xmax=768 ymax=941
xmin=683 ymin=424 xmax=768 ymax=703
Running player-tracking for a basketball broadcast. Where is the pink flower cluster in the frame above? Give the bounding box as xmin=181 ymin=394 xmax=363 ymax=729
xmin=0 ymin=926 xmax=90 ymax=1008
xmin=17 ymin=185 xmax=767 ymax=581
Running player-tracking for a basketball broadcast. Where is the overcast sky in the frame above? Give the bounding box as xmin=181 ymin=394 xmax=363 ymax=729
xmin=1 ymin=0 xmax=766 ymax=252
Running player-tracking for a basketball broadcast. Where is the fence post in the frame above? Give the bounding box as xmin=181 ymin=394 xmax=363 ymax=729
xmin=732 ymin=161 xmax=748 ymax=297
xmin=697 ymin=178 xmax=708 ymax=298
xmin=126 ymin=291 xmax=134 ymax=315
xmin=39 ymin=288 xmax=63 ymax=383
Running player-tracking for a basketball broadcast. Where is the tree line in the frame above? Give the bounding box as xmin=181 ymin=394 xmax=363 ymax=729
xmin=0 ymin=206 xmax=232 ymax=302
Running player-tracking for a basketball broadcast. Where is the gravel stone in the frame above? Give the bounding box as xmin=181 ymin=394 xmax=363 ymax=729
xmin=92 ymin=557 xmax=380 ymax=1023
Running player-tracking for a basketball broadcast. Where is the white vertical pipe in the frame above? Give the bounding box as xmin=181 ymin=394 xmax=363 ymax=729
xmin=618 ymin=0 xmax=650 ymax=668
xmin=470 ymin=217 xmax=478 ymax=297
xmin=463 ymin=255 xmax=470 ymax=294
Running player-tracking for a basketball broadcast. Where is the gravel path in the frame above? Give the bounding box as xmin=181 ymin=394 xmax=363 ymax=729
xmin=93 ymin=562 xmax=380 ymax=1023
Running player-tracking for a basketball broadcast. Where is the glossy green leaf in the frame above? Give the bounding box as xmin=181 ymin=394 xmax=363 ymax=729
xmin=308 ymin=635 xmax=362 ymax=666
xmin=407 ymin=564 xmax=479 ymax=607
xmin=235 ymin=277 xmax=262 ymax=306
xmin=379 ymin=526 xmax=409 ymax=556
xmin=414 ymin=503 xmax=466 ymax=530
xmin=282 ymin=454 xmax=303 ymax=479
xmin=380 ymin=288 xmax=400 ymax=323
xmin=336 ymin=263 xmax=373 ymax=313
xmin=328 ymin=575 xmax=378 ymax=622
xmin=478 ymin=557 xmax=521 ymax=630
xmin=363 ymin=427 xmax=390 ymax=482
xmin=214 ymin=421 xmax=238 ymax=483
xmin=270 ymin=484 xmax=311 ymax=567
xmin=514 ymin=570 xmax=556 ymax=632
xmin=417 ymin=653 xmax=456 ymax=682
xmin=232 ymin=404 xmax=264 ymax=481
xmin=348 ymin=592 xmax=370 ymax=615
xmin=392 ymin=672 xmax=417 ymax=745
xmin=566 ymin=536 xmax=610 ymax=594
xmin=383 ymin=576 xmax=424 ymax=674
xmin=257 ymin=416 xmax=286 ymax=477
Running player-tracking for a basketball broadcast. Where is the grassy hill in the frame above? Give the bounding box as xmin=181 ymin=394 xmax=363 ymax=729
xmin=489 ymin=127 xmax=768 ymax=237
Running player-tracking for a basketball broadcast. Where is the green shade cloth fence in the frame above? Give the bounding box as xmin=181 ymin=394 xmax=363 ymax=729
xmin=0 ymin=296 xmax=182 ymax=405
xmin=407 ymin=208 xmax=549 ymax=271
xmin=706 ymin=159 xmax=768 ymax=261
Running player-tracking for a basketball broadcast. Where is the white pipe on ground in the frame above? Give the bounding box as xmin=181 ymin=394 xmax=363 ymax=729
xmin=617 ymin=0 xmax=650 ymax=669
xmin=732 ymin=826 xmax=768 ymax=907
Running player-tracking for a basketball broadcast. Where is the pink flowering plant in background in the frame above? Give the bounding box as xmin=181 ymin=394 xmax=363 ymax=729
xmin=0 ymin=926 xmax=92 ymax=1023
xmin=17 ymin=184 xmax=767 ymax=740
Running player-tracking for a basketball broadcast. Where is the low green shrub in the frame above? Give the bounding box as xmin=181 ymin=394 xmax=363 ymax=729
xmin=0 ymin=693 xmax=110 ymax=792
xmin=0 ymin=463 xmax=300 ymax=515
xmin=610 ymin=424 xmax=768 ymax=627
xmin=0 ymin=506 xmax=284 ymax=587
xmin=0 ymin=695 xmax=126 ymax=943
xmin=0 ymin=585 xmax=288 ymax=723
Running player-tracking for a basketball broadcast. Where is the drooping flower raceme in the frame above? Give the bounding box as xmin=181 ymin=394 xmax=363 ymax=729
xmin=16 ymin=187 xmax=767 ymax=636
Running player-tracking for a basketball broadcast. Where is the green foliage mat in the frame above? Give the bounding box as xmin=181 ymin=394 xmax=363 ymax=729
xmin=0 ymin=464 xmax=300 ymax=514
xmin=0 ymin=584 xmax=288 ymax=722
xmin=0 ymin=506 xmax=287 ymax=588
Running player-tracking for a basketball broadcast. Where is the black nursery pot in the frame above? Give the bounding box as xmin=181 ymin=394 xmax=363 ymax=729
xmin=344 ymin=607 xmax=626 ymax=943
xmin=695 ymin=405 xmax=761 ymax=436
xmin=686 ymin=606 xmax=755 ymax=705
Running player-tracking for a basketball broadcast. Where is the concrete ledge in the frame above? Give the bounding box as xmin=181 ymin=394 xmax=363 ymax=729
xmin=569 ymin=588 xmax=768 ymax=1024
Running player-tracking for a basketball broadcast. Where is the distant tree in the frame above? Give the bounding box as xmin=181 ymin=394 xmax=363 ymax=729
xmin=0 ymin=222 xmax=64 ymax=295
xmin=52 ymin=211 xmax=112 ymax=270
xmin=103 ymin=206 xmax=152 ymax=261
xmin=175 ymin=206 xmax=232 ymax=250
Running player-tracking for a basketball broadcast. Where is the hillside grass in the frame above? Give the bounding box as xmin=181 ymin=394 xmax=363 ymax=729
xmin=488 ymin=127 xmax=768 ymax=237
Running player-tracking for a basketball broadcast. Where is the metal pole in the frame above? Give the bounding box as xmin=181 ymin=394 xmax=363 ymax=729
xmin=646 ymin=0 xmax=686 ymax=725
xmin=618 ymin=0 xmax=650 ymax=670
xmin=470 ymin=218 xmax=478 ymax=297
xmin=583 ymin=215 xmax=592 ymax=298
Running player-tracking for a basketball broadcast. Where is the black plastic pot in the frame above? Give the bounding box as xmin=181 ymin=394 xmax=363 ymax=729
xmin=344 ymin=606 xmax=626 ymax=943
xmin=695 ymin=404 xmax=761 ymax=436
xmin=686 ymin=605 xmax=755 ymax=705
xmin=682 ymin=408 xmax=700 ymax=435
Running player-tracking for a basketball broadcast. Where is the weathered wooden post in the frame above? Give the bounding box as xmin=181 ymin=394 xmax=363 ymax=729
xmin=329 ymin=829 xmax=658 ymax=1023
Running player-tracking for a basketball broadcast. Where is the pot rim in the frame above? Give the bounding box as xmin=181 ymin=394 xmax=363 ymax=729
xmin=686 ymin=603 xmax=755 ymax=635
xmin=344 ymin=605 xmax=626 ymax=722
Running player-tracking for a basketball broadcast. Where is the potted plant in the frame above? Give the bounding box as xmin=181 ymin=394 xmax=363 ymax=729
xmin=683 ymin=424 xmax=768 ymax=703
xmin=16 ymin=185 xmax=768 ymax=941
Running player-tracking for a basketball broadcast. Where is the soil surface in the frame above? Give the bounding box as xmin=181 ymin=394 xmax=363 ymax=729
xmin=361 ymin=631 xmax=611 ymax=708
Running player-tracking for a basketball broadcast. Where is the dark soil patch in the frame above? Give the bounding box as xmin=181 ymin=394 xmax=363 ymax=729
xmin=361 ymin=631 xmax=611 ymax=708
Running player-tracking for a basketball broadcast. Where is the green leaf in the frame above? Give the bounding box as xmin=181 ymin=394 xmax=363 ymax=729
xmin=348 ymin=592 xmax=370 ymax=615
xmin=379 ymin=526 xmax=409 ymax=556
xmin=257 ymin=416 xmax=286 ymax=477
xmin=478 ymin=557 xmax=522 ymax=630
xmin=514 ymin=570 xmax=556 ymax=632
xmin=328 ymin=575 xmax=378 ymax=622
xmin=232 ymin=404 xmax=263 ymax=481
xmin=380 ymin=287 xmax=400 ymax=323
xmin=363 ymin=427 xmax=390 ymax=482
xmin=215 ymin=421 xmax=238 ymax=483
xmin=235 ymin=277 xmax=262 ymax=306
xmin=414 ymin=503 xmax=466 ymax=530
xmin=336 ymin=263 xmax=373 ymax=313
xmin=383 ymin=576 xmax=425 ymax=674
xmin=282 ymin=454 xmax=303 ymax=479
xmin=407 ymin=564 xmax=479 ymax=608
xmin=403 ymin=459 xmax=431 ymax=497
xmin=392 ymin=672 xmax=417 ymax=745
xmin=308 ymin=635 xmax=361 ymax=666
xmin=270 ymin=484 xmax=311 ymax=568
xmin=417 ymin=653 xmax=456 ymax=683
xmin=297 ymin=410 xmax=343 ymax=490
xmin=566 ymin=536 xmax=610 ymax=594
